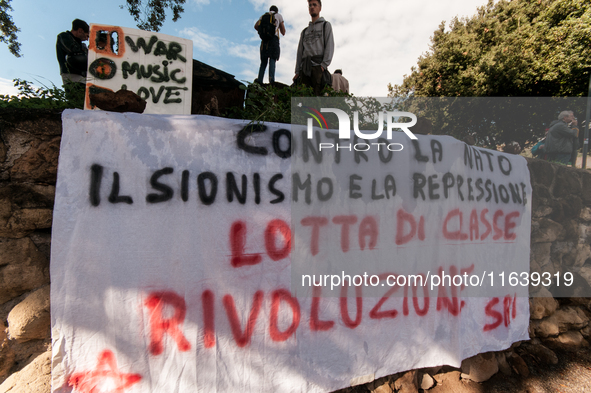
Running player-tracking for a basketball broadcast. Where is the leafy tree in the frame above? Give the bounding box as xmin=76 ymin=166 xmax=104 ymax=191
xmin=2 ymin=0 xmax=188 ymax=58
xmin=122 ymin=0 xmax=186 ymax=32
xmin=388 ymin=0 xmax=591 ymax=148
xmin=390 ymin=0 xmax=590 ymax=98
xmin=394 ymin=96 xmax=587 ymax=149
xmin=0 ymin=0 xmax=20 ymax=57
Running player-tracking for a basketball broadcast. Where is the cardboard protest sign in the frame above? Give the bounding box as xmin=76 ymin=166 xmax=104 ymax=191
xmin=85 ymin=25 xmax=193 ymax=114
xmin=51 ymin=110 xmax=531 ymax=392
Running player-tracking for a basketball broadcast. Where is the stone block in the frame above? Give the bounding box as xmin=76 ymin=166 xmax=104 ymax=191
xmin=0 ymin=238 xmax=48 ymax=304
xmin=0 ymin=140 xmax=6 ymax=163
xmin=553 ymin=307 xmax=587 ymax=331
xmin=540 ymin=261 xmax=556 ymax=276
xmin=549 ymin=197 xmax=583 ymax=222
xmin=527 ymin=160 xmax=554 ymax=188
xmin=0 ymin=330 xmax=15 ymax=379
xmin=506 ymin=353 xmax=529 ymax=377
xmin=0 ymin=111 xmax=62 ymax=138
xmin=530 ymin=317 xmax=559 ymax=338
xmin=580 ymin=307 xmax=591 ymax=324
xmin=563 ymin=244 xmax=591 ymax=268
xmin=548 ymin=200 xmax=566 ymax=223
xmin=552 ymin=241 xmax=574 ymax=263
xmin=7 ymin=184 xmax=55 ymax=210
xmin=530 ymin=257 xmax=542 ymax=276
xmin=393 ymin=370 xmax=418 ymax=393
xmin=530 ymin=243 xmax=552 ymax=269
xmin=0 ymin=208 xmax=53 ymax=239
xmin=370 ymin=378 xmax=393 ymax=393
xmin=579 ymin=224 xmax=591 ymax=244
xmin=9 ymin=137 xmax=60 ymax=184
xmin=562 ymin=219 xmax=581 ymax=242
xmin=0 ymin=130 xmax=35 ymax=173
xmin=0 ymin=184 xmax=55 ymax=238
xmin=7 ymin=285 xmax=50 ymax=342
xmin=532 ymin=184 xmax=553 ymax=200
xmin=553 ymin=168 xmax=581 ymax=198
xmin=531 ymin=306 xmax=588 ymax=338
xmin=460 ymin=352 xmax=498 ymax=383
xmin=0 ymin=350 xmax=50 ymax=393
xmin=495 ymin=352 xmax=512 ymax=376
xmin=531 ymin=218 xmax=564 ymax=243
xmin=544 ymin=331 xmax=587 ymax=347
xmin=564 ymin=195 xmax=583 ymax=219
xmin=530 ymin=290 xmax=558 ymax=320
xmin=420 ymin=373 xmax=435 ymax=390
xmin=526 ymin=343 xmax=558 ymax=365
xmin=433 ymin=371 xmax=461 ymax=389
xmin=567 ymin=297 xmax=591 ymax=309
xmin=581 ymin=207 xmax=591 ymax=222
xmin=533 ymin=205 xmax=553 ymax=219
xmin=578 ymin=266 xmax=591 ymax=288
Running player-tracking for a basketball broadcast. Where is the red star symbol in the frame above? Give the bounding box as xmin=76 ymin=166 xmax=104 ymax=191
xmin=68 ymin=349 xmax=142 ymax=393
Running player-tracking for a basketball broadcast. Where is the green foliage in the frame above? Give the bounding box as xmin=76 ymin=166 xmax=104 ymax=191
xmin=0 ymin=79 xmax=83 ymax=109
xmin=393 ymin=96 xmax=587 ymax=149
xmin=122 ymin=0 xmax=186 ymax=32
xmin=225 ymin=82 xmax=350 ymax=124
xmin=388 ymin=0 xmax=591 ymax=148
xmin=0 ymin=0 xmax=20 ymax=57
xmin=390 ymin=0 xmax=591 ymax=98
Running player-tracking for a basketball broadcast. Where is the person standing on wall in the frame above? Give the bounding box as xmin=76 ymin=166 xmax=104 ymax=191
xmin=293 ymin=0 xmax=334 ymax=95
xmin=255 ymin=5 xmax=286 ymax=84
xmin=56 ymin=19 xmax=89 ymax=101
xmin=331 ymin=69 xmax=349 ymax=93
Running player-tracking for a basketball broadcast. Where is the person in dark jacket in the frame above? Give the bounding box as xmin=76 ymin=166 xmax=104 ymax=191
xmin=255 ymin=6 xmax=285 ymax=84
xmin=56 ymin=19 xmax=89 ymax=100
xmin=545 ymin=110 xmax=579 ymax=165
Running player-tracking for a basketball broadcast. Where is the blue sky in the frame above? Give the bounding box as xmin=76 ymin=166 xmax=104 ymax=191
xmin=0 ymin=0 xmax=488 ymax=96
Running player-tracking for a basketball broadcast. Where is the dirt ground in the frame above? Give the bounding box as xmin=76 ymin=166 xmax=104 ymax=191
xmin=456 ymin=347 xmax=591 ymax=393
xmin=336 ymin=346 xmax=591 ymax=393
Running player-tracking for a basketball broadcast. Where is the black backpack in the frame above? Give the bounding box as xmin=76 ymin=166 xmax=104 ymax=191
xmin=258 ymin=12 xmax=276 ymax=41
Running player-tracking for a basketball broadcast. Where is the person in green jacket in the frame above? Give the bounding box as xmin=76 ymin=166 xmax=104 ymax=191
xmin=545 ymin=110 xmax=579 ymax=165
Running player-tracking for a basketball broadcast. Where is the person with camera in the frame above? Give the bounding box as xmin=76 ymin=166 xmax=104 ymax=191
xmin=546 ymin=110 xmax=579 ymax=165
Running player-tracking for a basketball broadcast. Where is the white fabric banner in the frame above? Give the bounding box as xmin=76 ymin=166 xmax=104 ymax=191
xmin=51 ymin=110 xmax=531 ymax=393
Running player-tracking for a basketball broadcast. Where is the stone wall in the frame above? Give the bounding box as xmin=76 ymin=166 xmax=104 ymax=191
xmin=0 ymin=110 xmax=590 ymax=392
xmin=0 ymin=109 xmax=60 ymax=392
